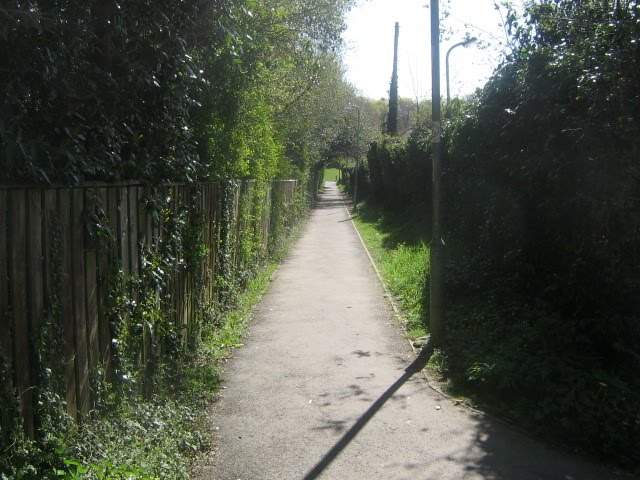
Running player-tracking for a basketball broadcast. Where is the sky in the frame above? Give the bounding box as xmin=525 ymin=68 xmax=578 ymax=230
xmin=342 ymin=0 xmax=523 ymax=100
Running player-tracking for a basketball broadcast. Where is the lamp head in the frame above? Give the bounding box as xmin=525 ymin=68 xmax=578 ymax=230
xmin=463 ymin=37 xmax=478 ymax=47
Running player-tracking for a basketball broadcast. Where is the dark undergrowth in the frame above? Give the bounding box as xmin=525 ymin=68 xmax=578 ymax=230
xmin=1 ymin=355 xmax=219 ymax=479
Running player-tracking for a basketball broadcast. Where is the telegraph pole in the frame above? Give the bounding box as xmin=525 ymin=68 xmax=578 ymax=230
xmin=388 ymin=22 xmax=399 ymax=136
xmin=429 ymin=0 xmax=444 ymax=344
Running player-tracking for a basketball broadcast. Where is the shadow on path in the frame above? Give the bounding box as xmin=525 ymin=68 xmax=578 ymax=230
xmin=314 ymin=196 xmax=347 ymax=210
xmin=303 ymin=343 xmax=434 ymax=480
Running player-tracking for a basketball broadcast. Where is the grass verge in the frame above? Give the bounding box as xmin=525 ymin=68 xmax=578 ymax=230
xmin=198 ymin=263 xmax=278 ymax=366
xmin=323 ymin=168 xmax=340 ymax=184
xmin=351 ymin=201 xmax=431 ymax=339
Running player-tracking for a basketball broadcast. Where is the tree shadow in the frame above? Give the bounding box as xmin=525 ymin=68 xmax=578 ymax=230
xmin=446 ymin=413 xmax=629 ymax=480
xmin=303 ymin=343 xmax=434 ymax=480
xmin=314 ymin=183 xmax=349 ymax=211
xmin=303 ymin=337 xmax=627 ymax=480
xmin=371 ymin=411 xmax=628 ymax=480
xmin=355 ymin=201 xmax=432 ymax=251
xmin=313 ymin=196 xmax=348 ymax=210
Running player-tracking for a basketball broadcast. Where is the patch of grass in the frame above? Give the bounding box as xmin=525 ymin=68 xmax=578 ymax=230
xmin=323 ymin=168 xmax=340 ymax=183
xmin=352 ymin=202 xmax=430 ymax=339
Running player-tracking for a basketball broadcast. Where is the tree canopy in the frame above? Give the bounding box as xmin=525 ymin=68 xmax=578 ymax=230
xmin=0 ymin=0 xmax=356 ymax=185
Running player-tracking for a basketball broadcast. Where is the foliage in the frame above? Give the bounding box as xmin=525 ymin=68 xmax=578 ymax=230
xmin=446 ymin=0 xmax=640 ymax=306
xmin=442 ymin=6 xmax=640 ymax=454
xmin=268 ymin=181 xmax=303 ymax=258
xmin=0 ymin=1 xmax=217 ymax=184
xmin=0 ymin=0 xmax=356 ymax=186
xmin=1 ymin=364 xmax=215 ymax=480
xmin=444 ymin=295 xmax=640 ymax=458
xmin=196 ymin=0 xmax=357 ymax=183
xmin=366 ymin=127 xmax=433 ymax=207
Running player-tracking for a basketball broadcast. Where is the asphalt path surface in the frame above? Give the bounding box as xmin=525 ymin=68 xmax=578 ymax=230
xmin=195 ymin=182 xmax=628 ymax=480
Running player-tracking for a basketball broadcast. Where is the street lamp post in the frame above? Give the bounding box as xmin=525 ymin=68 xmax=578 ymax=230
xmin=445 ymin=37 xmax=477 ymax=112
xmin=430 ymin=0 xmax=444 ymax=345
xmin=346 ymin=103 xmax=361 ymax=211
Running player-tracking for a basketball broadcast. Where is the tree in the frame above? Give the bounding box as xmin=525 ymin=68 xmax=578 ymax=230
xmin=0 ymin=0 xmax=356 ymax=186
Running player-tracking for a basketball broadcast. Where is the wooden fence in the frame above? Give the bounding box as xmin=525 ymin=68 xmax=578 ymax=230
xmin=0 ymin=179 xmax=298 ymax=442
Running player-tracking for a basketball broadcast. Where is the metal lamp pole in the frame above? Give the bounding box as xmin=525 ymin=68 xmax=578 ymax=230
xmin=347 ymin=103 xmax=361 ymax=211
xmin=430 ymin=0 xmax=444 ymax=345
xmin=445 ymin=37 xmax=477 ymax=113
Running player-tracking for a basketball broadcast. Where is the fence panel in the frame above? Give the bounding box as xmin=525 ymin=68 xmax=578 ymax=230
xmin=84 ymin=189 xmax=100 ymax=384
xmin=42 ymin=189 xmax=56 ymax=359
xmin=58 ymin=189 xmax=78 ymax=419
xmin=72 ymin=188 xmax=91 ymax=416
xmin=26 ymin=190 xmax=44 ymax=434
xmin=0 ymin=179 xmax=298 ymax=439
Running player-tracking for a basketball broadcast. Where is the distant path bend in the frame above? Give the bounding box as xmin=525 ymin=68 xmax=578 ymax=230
xmin=195 ymin=181 xmax=626 ymax=480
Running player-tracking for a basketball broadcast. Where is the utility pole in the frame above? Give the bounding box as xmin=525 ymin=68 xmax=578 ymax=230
xmin=429 ymin=0 xmax=444 ymax=345
xmin=388 ymin=22 xmax=399 ymax=136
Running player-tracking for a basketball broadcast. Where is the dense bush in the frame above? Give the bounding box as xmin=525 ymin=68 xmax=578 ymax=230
xmin=0 ymin=1 xmax=219 ymax=184
xmin=367 ymin=130 xmax=432 ymax=208
xmin=0 ymin=0 xmax=355 ymax=186
xmin=442 ymin=0 xmax=640 ymax=466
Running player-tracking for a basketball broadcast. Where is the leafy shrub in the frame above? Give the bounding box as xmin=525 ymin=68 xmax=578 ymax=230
xmin=367 ymin=130 xmax=432 ymax=208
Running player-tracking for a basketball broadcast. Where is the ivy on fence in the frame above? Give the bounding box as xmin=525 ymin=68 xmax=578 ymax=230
xmin=0 ymin=179 xmax=300 ymax=449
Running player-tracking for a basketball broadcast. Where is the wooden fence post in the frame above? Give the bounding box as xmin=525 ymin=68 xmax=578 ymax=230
xmin=0 ymin=189 xmax=15 ymax=445
xmin=58 ymin=189 xmax=77 ymax=420
xmin=26 ymin=190 xmax=44 ymax=435
xmin=10 ymin=190 xmax=35 ymax=438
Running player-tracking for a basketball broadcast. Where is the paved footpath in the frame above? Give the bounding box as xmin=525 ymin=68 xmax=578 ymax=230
xmin=195 ymin=182 xmax=628 ymax=480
